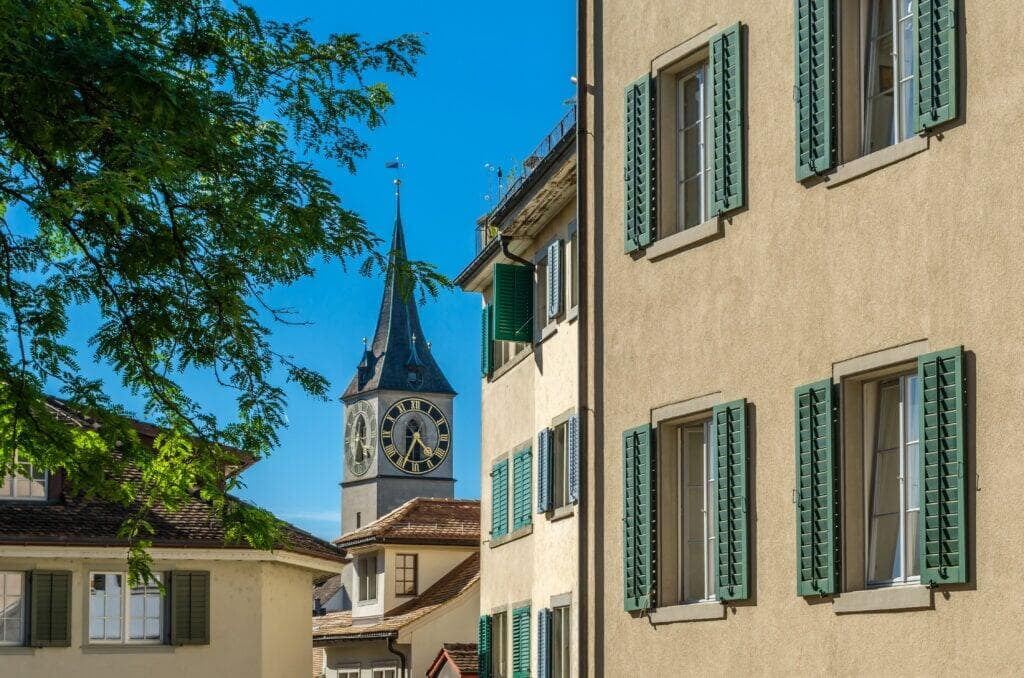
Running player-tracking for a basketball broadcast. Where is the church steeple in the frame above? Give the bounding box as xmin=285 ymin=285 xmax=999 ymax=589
xmin=343 ymin=180 xmax=455 ymax=398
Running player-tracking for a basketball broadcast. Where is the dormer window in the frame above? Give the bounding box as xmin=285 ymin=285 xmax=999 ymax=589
xmin=356 ymin=554 xmax=378 ymax=603
xmin=1 ymin=453 xmax=48 ymax=500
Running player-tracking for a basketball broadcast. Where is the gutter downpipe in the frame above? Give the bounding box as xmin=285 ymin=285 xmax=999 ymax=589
xmin=387 ymin=635 xmax=407 ymax=677
xmin=500 ymin=235 xmax=535 ymax=270
xmin=575 ymin=0 xmax=590 ymax=675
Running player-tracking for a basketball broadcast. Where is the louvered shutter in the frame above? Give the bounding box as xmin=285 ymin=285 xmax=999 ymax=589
xmin=492 ymin=460 xmax=509 ymax=539
xmin=170 ymin=571 xmax=210 ymax=645
xmin=29 ymin=571 xmax=71 ymax=647
xmin=709 ymin=23 xmax=745 ymax=216
xmin=713 ymin=399 xmax=749 ymax=601
xmin=567 ymin=413 xmax=580 ymax=504
xmin=513 ymin=448 xmax=533 ymax=530
xmin=536 ymin=608 xmax=551 ymax=678
xmin=624 ymin=74 xmax=656 ymax=252
xmin=511 ymin=605 xmax=531 ymax=678
xmin=913 ymin=0 xmax=958 ymax=132
xmin=794 ymin=380 xmax=840 ymax=596
xmin=478 ymin=615 xmax=493 ymax=678
xmin=537 ymin=428 xmax=552 ymax=513
xmin=794 ymin=0 xmax=837 ymax=181
xmin=481 ymin=304 xmax=494 ymax=377
xmin=918 ymin=346 xmax=967 ymax=585
xmin=493 ymin=263 xmax=534 ymax=342
xmin=622 ymin=424 xmax=654 ymax=612
xmin=547 ymin=240 xmax=562 ymax=319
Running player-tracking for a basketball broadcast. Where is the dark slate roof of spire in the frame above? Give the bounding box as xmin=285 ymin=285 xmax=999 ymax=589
xmin=342 ymin=183 xmax=455 ymax=398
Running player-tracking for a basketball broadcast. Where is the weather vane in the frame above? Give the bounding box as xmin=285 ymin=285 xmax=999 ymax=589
xmin=385 ymin=156 xmax=402 ymax=190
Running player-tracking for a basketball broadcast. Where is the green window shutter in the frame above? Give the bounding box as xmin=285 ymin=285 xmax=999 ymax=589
xmin=709 ymin=23 xmax=745 ymax=217
xmin=511 ymin=605 xmax=531 ymax=678
xmin=624 ymin=74 xmax=655 ymax=252
xmin=913 ymin=0 xmax=958 ymax=132
xmin=170 ymin=571 xmax=210 ymax=645
xmin=29 ymin=571 xmax=71 ymax=647
xmin=481 ymin=304 xmax=494 ymax=377
xmin=491 ymin=460 xmax=509 ymax=539
xmin=713 ymin=399 xmax=749 ymax=601
xmin=512 ymin=448 xmax=533 ymax=530
xmin=478 ymin=615 xmax=493 ymax=678
xmin=794 ymin=379 xmax=840 ymax=596
xmin=794 ymin=0 xmax=837 ymax=181
xmin=622 ymin=424 xmax=654 ymax=612
xmin=918 ymin=346 xmax=967 ymax=585
xmin=493 ymin=263 xmax=534 ymax=343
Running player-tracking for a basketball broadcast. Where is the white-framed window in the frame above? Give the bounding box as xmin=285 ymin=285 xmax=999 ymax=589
xmin=551 ymin=605 xmax=570 ymax=678
xmin=535 ymin=255 xmax=549 ymax=334
xmin=0 ymin=571 xmax=25 ymax=645
xmin=491 ymin=610 xmax=508 ymax=678
xmin=862 ymin=0 xmax=916 ymax=154
xmin=88 ymin=572 xmax=163 ymax=643
xmin=356 ymin=555 xmax=378 ymax=603
xmin=676 ymin=63 xmax=710 ymax=231
xmin=866 ymin=373 xmax=921 ymax=585
xmin=395 ymin=553 xmax=417 ymax=596
xmin=333 ymin=668 xmax=360 ymax=678
xmin=658 ymin=417 xmax=717 ymax=605
xmin=551 ymin=421 xmax=570 ymax=510
xmin=0 ymin=452 xmax=48 ymax=500
xmin=371 ymin=665 xmax=397 ymax=678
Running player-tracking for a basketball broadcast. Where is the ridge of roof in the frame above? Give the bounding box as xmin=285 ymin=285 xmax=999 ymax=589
xmin=333 ymin=497 xmax=480 ymax=550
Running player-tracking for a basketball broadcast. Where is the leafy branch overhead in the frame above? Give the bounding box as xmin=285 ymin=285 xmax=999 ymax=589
xmin=0 ymin=0 xmax=443 ymax=581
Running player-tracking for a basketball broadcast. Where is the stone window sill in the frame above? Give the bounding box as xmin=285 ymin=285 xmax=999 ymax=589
xmin=81 ymin=644 xmax=176 ymax=654
xmin=826 ymin=135 xmax=929 ymax=188
xmin=538 ymin=322 xmax=558 ymax=344
xmin=0 ymin=646 xmax=34 ymax=655
xmin=832 ymin=584 xmax=932 ymax=614
xmin=646 ymin=218 xmax=721 ymax=261
xmin=489 ymin=524 xmax=533 ymax=549
xmin=649 ymin=601 xmax=725 ymax=625
xmin=547 ymin=503 xmax=576 ymax=522
xmin=566 ymin=306 xmax=579 ymax=324
xmin=489 ymin=345 xmax=533 ymax=382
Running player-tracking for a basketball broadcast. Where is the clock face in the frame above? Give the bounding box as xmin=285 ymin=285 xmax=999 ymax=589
xmin=345 ymin=400 xmax=377 ymax=477
xmin=380 ymin=397 xmax=451 ymax=475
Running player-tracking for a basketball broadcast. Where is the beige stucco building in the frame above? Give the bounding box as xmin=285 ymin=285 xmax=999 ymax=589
xmin=574 ymin=0 xmax=1024 ymax=675
xmin=456 ymin=108 xmax=580 ymax=678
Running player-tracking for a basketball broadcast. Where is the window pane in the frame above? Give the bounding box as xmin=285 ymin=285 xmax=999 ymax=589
xmin=899 ymin=80 xmax=915 ymax=145
xmin=876 ymin=382 xmax=901 ymax=449
xmin=682 ymin=127 xmax=702 ymax=181
xmin=682 ymin=178 xmax=702 ymax=229
xmin=906 ymin=442 xmax=920 ymax=511
xmin=899 ymin=17 xmax=914 ymax=78
xmin=0 ymin=475 xmax=11 ymax=497
xmin=869 ymin=513 xmax=901 ymax=582
xmin=679 ymin=75 xmax=701 ymax=127
xmin=0 ymin=572 xmax=23 ymax=644
xmin=553 ymin=425 xmax=567 ymax=508
xmin=904 ymin=374 xmax=920 ymax=442
xmin=872 ymin=450 xmax=900 ymax=514
xmin=906 ymin=510 xmax=920 ymax=577
xmin=569 ymin=233 xmax=578 ymax=308
xmin=683 ymin=538 xmax=704 ymax=602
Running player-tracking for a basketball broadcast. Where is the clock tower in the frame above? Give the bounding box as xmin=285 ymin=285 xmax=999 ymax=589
xmin=339 ymin=180 xmax=456 ymax=537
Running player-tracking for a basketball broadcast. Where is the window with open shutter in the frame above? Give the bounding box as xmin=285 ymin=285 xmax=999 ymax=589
xmin=478 ymin=615 xmax=493 ymax=678
xmin=546 ymin=240 xmax=562 ymax=319
xmin=622 ymin=424 xmax=654 ymax=612
xmin=536 ymin=608 xmax=551 ymax=678
xmin=709 ymin=23 xmax=745 ymax=216
xmin=170 ymin=571 xmax=210 ymax=645
xmin=29 ymin=571 xmax=71 ymax=647
xmin=913 ymin=0 xmax=958 ymax=132
xmin=794 ymin=0 xmax=837 ymax=180
xmin=713 ymin=399 xmax=749 ymax=601
xmin=492 ymin=460 xmax=509 ymax=539
xmin=624 ymin=75 xmax=655 ymax=252
xmin=567 ymin=414 xmax=580 ymax=505
xmin=918 ymin=346 xmax=967 ymax=585
xmin=537 ymin=429 xmax=552 ymax=513
xmin=795 ymin=380 xmax=840 ymax=596
xmin=513 ymin=448 xmax=533 ymax=530
xmin=493 ymin=263 xmax=534 ymax=343
xmin=481 ymin=305 xmax=494 ymax=377
xmin=511 ymin=605 xmax=531 ymax=678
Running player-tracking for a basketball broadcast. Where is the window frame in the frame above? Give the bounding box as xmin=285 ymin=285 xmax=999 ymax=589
xmin=371 ymin=664 xmax=398 ymax=678
xmin=491 ymin=610 xmax=508 ymax=678
xmin=551 ymin=604 xmax=571 ymax=678
xmin=356 ymin=554 xmax=378 ymax=603
xmin=394 ymin=553 xmax=418 ymax=597
xmin=567 ymin=224 xmax=579 ymax=312
xmin=551 ymin=421 xmax=570 ymax=511
xmin=534 ymin=254 xmax=549 ymax=339
xmin=0 ymin=571 xmax=25 ymax=646
xmin=333 ymin=668 xmax=360 ymax=678
xmin=0 ymin=452 xmax=48 ymax=501
xmin=87 ymin=571 xmax=164 ymax=645
xmin=675 ymin=63 xmax=711 ymax=231
xmin=860 ymin=0 xmax=916 ymax=155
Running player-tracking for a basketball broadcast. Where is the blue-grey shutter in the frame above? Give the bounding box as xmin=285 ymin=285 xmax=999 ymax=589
xmin=918 ymin=346 xmax=967 ymax=585
xmin=794 ymin=379 xmax=840 ymax=596
xmin=913 ymin=0 xmax=958 ymax=132
xmin=709 ymin=22 xmax=745 ymax=216
xmin=794 ymin=0 xmax=837 ymax=180
xmin=547 ymin=240 xmax=562 ymax=319
xmin=536 ymin=607 xmax=551 ymax=678
xmin=567 ymin=413 xmax=580 ymax=504
xmin=624 ymin=74 xmax=656 ymax=252
xmin=537 ymin=428 xmax=552 ymax=513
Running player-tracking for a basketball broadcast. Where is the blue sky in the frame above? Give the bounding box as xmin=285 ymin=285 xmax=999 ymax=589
xmin=18 ymin=1 xmax=575 ymax=540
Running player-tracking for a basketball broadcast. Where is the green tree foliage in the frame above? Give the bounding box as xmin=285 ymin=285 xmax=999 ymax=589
xmin=0 ymin=0 xmax=437 ymax=581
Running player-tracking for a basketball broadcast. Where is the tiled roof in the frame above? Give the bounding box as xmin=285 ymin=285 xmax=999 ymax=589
xmin=312 ymin=551 xmax=479 ymax=642
xmin=443 ymin=643 xmax=480 ymax=674
xmin=313 ymin=574 xmax=344 ymax=607
xmin=334 ymin=497 xmax=480 ymax=549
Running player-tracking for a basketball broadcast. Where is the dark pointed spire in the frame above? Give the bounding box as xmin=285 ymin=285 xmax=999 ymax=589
xmin=343 ymin=180 xmax=455 ymax=398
